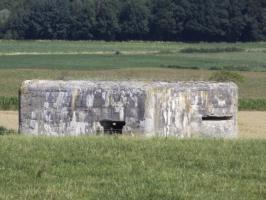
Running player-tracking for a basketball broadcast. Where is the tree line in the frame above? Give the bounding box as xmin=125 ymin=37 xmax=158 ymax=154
xmin=0 ymin=0 xmax=266 ymax=42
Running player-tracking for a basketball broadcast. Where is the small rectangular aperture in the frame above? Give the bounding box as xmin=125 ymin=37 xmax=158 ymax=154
xmin=100 ymin=120 xmax=126 ymax=134
xmin=202 ymin=116 xmax=233 ymax=121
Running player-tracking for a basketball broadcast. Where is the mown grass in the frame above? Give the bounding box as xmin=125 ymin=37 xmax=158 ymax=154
xmin=0 ymin=136 xmax=265 ymax=200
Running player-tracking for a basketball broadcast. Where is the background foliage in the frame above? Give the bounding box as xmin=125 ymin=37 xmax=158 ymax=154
xmin=1 ymin=0 xmax=266 ymax=41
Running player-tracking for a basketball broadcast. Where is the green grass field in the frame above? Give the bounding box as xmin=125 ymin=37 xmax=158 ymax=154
xmin=0 ymin=40 xmax=266 ymax=71
xmin=1 ymin=40 xmax=265 ymax=53
xmin=1 ymin=52 xmax=265 ymax=70
xmin=0 ymin=40 xmax=265 ymax=103
xmin=0 ymin=136 xmax=265 ymax=200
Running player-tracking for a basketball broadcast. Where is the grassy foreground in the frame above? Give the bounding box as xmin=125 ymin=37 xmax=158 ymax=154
xmin=0 ymin=136 xmax=265 ymax=199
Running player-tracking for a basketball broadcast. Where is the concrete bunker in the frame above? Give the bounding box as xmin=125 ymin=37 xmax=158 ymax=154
xmin=19 ymin=80 xmax=238 ymax=138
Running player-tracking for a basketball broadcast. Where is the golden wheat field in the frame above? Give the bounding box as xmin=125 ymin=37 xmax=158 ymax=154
xmin=0 ymin=111 xmax=265 ymax=139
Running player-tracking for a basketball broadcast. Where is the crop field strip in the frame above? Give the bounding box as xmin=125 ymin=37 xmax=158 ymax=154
xmin=0 ymin=41 xmax=266 ymax=72
xmin=1 ymin=40 xmax=266 ymax=52
xmin=1 ymin=52 xmax=266 ymax=71
xmin=0 ymin=41 xmax=266 ymax=71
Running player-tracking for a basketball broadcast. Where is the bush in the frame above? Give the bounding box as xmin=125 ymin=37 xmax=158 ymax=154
xmin=115 ymin=51 xmax=121 ymax=55
xmin=209 ymin=71 xmax=245 ymax=83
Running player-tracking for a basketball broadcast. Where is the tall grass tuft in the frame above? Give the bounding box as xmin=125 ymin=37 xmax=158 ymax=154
xmin=0 ymin=96 xmax=19 ymax=110
xmin=239 ymin=99 xmax=266 ymax=111
xmin=0 ymin=126 xmax=16 ymax=135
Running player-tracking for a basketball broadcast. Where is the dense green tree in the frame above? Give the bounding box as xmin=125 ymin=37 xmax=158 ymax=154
xmin=182 ymin=0 xmax=205 ymax=41
xmin=226 ymin=0 xmax=247 ymax=41
xmin=69 ymin=0 xmax=95 ymax=40
xmin=150 ymin=0 xmax=178 ymax=40
xmin=200 ymin=0 xmax=230 ymax=41
xmin=0 ymin=0 xmax=29 ymax=38
xmin=0 ymin=9 xmax=10 ymax=38
xmin=94 ymin=0 xmax=120 ymax=40
xmin=118 ymin=0 xmax=150 ymax=40
xmin=172 ymin=0 xmax=187 ymax=40
xmin=0 ymin=9 xmax=10 ymax=26
xmin=243 ymin=0 xmax=266 ymax=41
xmin=24 ymin=0 xmax=71 ymax=39
xmin=0 ymin=0 xmax=28 ymax=10
xmin=3 ymin=6 xmax=30 ymax=39
xmin=183 ymin=0 xmax=230 ymax=41
xmin=261 ymin=2 xmax=266 ymax=40
xmin=1 ymin=0 xmax=266 ymax=41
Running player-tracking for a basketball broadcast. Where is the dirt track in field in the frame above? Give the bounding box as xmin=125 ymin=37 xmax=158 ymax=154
xmin=0 ymin=111 xmax=265 ymax=139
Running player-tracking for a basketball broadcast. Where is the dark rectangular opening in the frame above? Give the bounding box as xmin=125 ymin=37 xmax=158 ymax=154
xmin=100 ymin=120 xmax=126 ymax=134
xmin=202 ymin=116 xmax=233 ymax=121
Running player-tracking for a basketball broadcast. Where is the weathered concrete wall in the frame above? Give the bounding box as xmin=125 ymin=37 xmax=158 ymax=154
xmin=19 ymin=81 xmax=238 ymax=138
